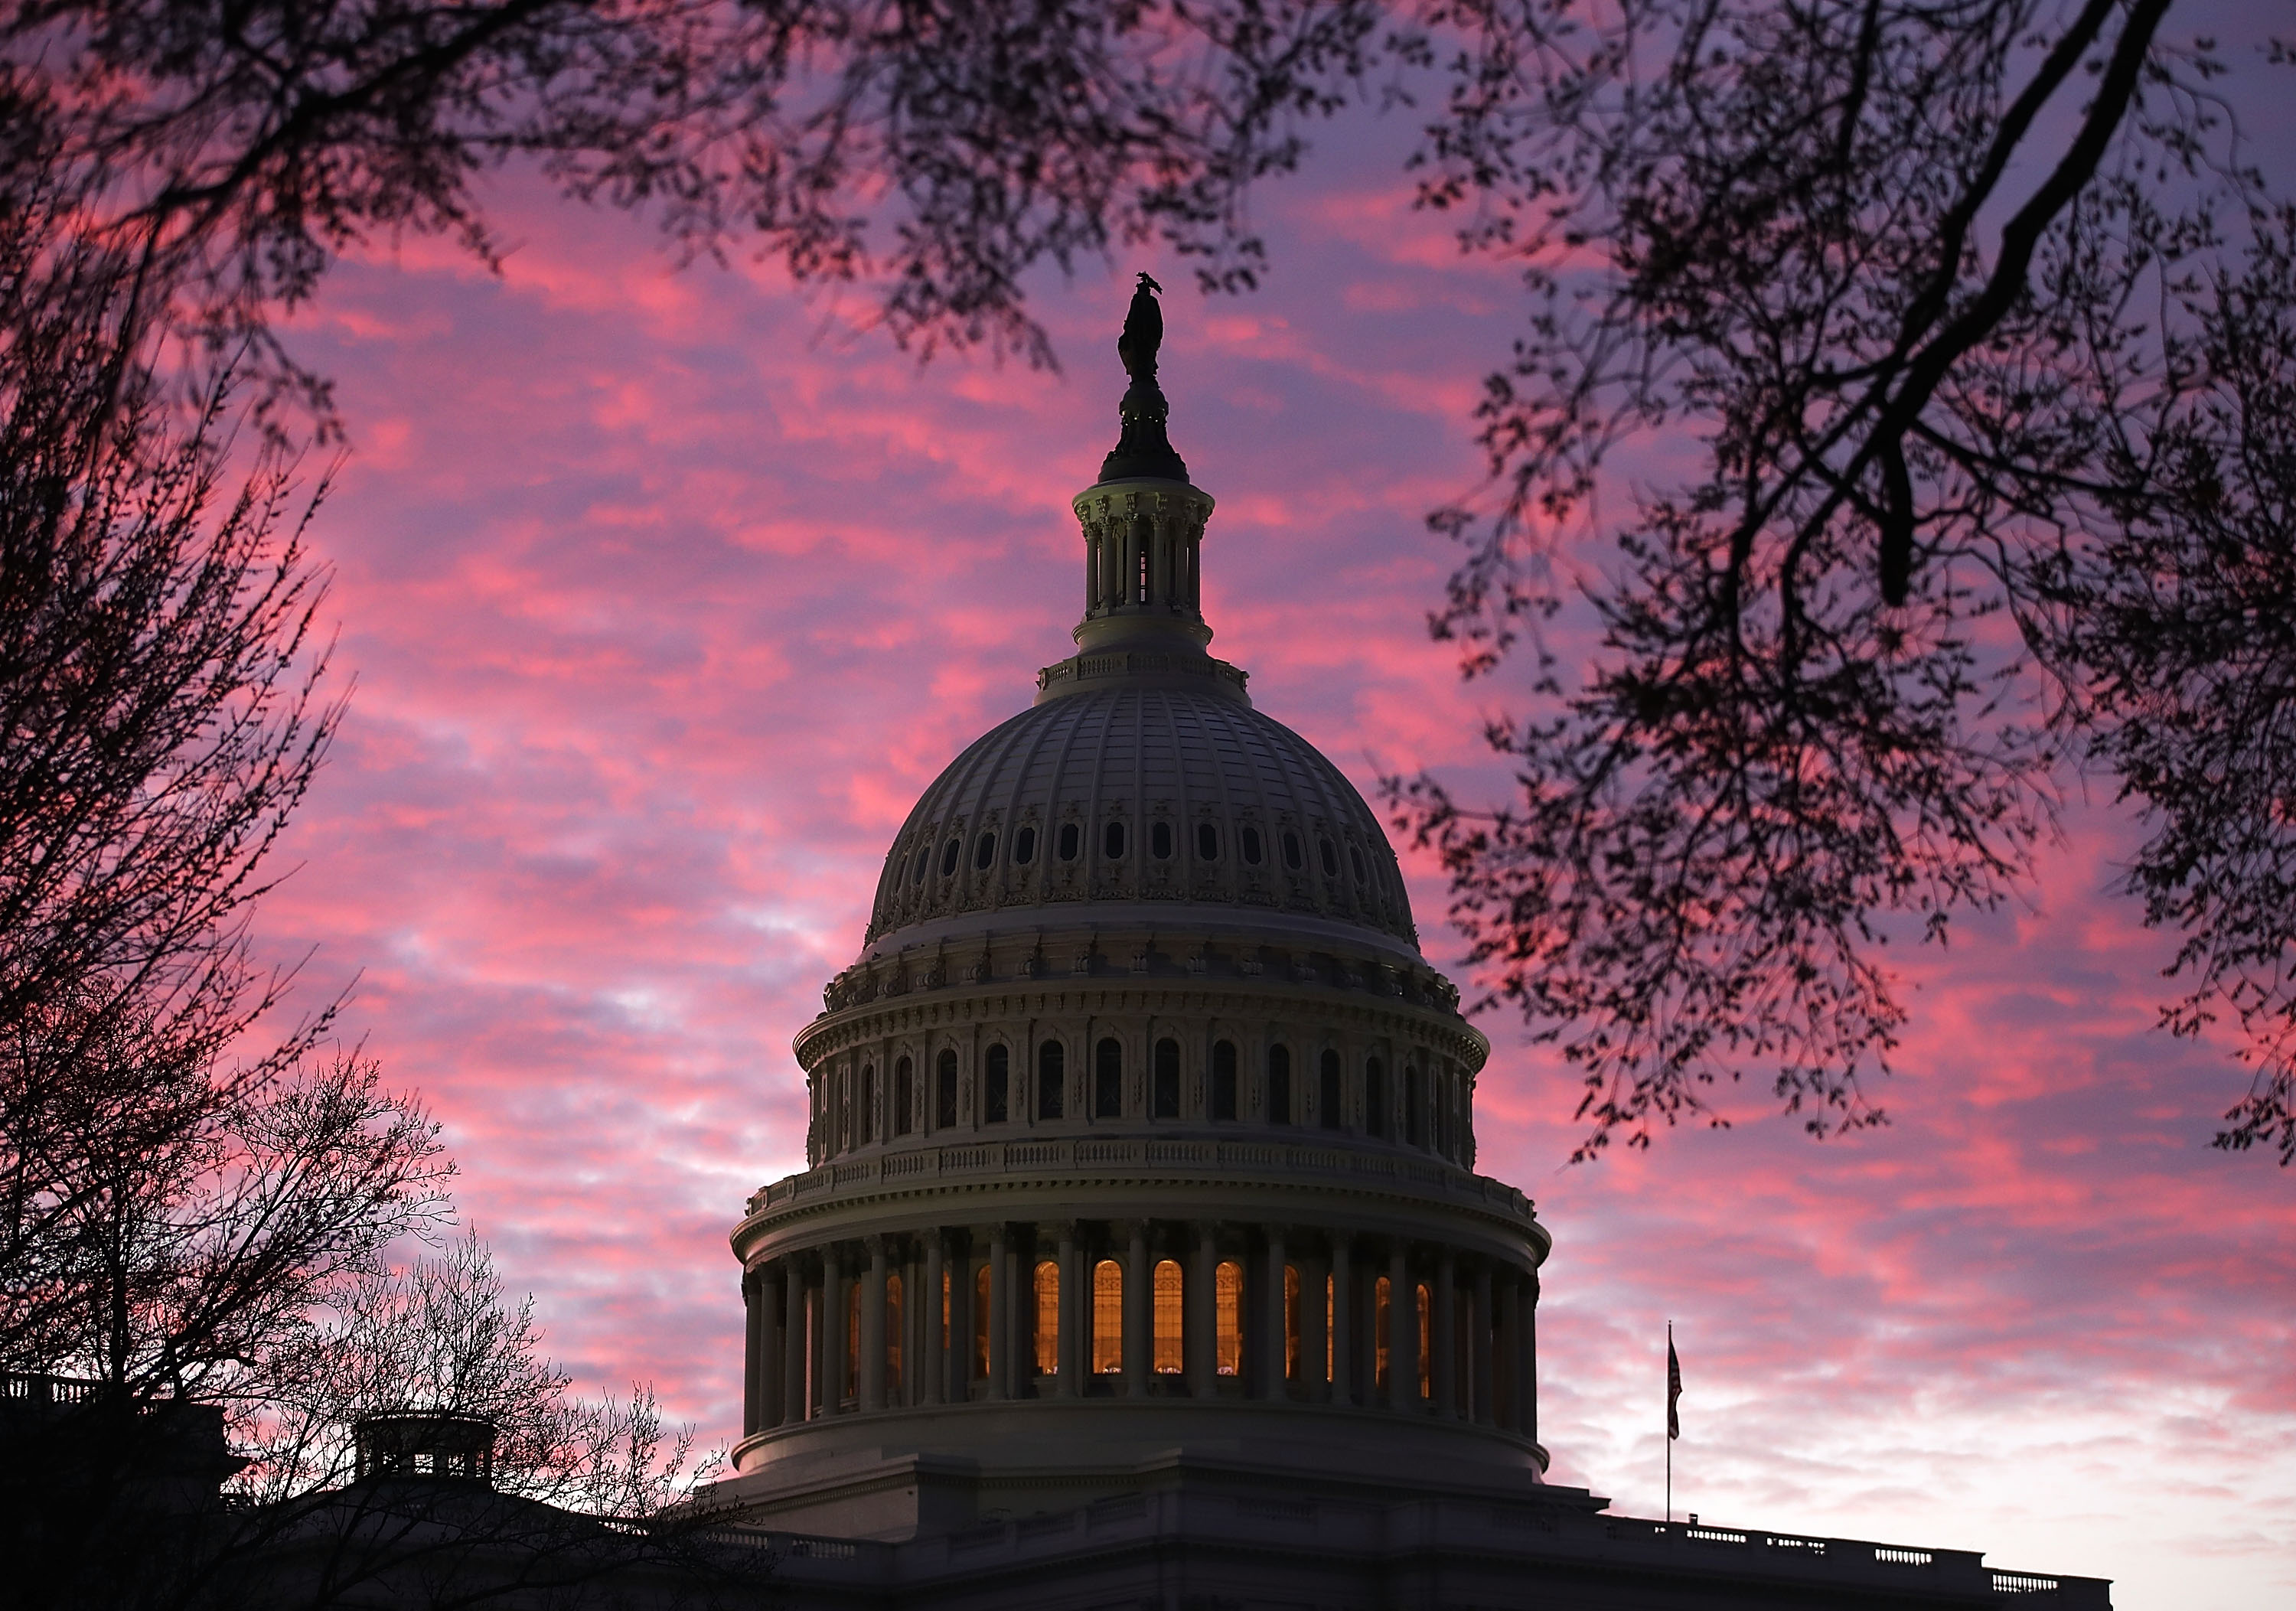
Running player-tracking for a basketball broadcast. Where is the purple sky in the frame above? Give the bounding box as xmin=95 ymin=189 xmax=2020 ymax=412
xmin=249 ymin=67 xmax=2295 ymax=1611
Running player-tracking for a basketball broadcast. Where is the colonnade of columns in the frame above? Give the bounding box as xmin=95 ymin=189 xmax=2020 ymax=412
xmin=739 ymin=1221 xmax=1539 ymax=1445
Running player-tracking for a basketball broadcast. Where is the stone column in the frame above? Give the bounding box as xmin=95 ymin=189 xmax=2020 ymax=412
xmin=1188 ymin=1222 xmax=1218 ymax=1399
xmin=985 ymin=1225 xmax=1009 ymax=1401
xmin=860 ymin=1237 xmax=888 ymax=1412
xmin=1471 ymin=1262 xmax=1494 ymax=1426
xmin=1519 ymin=1276 xmax=1539 ymax=1444
xmin=1261 ymin=1226 xmax=1289 ymax=1401
xmin=1432 ymin=1248 xmax=1457 ymax=1419
xmin=1123 ymin=1221 xmax=1150 ymax=1396
xmin=1328 ymin=1234 xmax=1353 ymax=1408
xmin=1388 ymin=1243 xmax=1417 ymax=1413
xmin=782 ymin=1259 xmax=807 ymax=1426
xmin=822 ymin=1249 xmax=849 ymax=1416
xmin=1055 ymin=1222 xmax=1080 ymax=1396
xmin=742 ymin=1270 xmax=762 ymax=1435
xmin=922 ymin=1234 xmax=945 ymax=1407
xmin=757 ymin=1262 xmax=784 ymax=1431
xmin=1299 ymin=1248 xmax=1328 ymax=1404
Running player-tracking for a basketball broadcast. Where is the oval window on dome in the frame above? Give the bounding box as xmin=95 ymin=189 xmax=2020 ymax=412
xmin=1197 ymin=823 xmax=1219 ymax=861
xmin=1014 ymin=824 xmax=1037 ymax=866
xmin=1318 ymin=836 xmax=1339 ymax=878
xmin=1150 ymin=821 xmax=1173 ymax=859
xmin=1104 ymin=820 xmax=1127 ymax=860
xmin=1348 ymin=843 xmax=1367 ymax=882
xmin=1281 ymin=830 xmax=1303 ymax=871
xmin=974 ymin=830 xmax=996 ymax=870
xmin=1058 ymin=821 xmax=1080 ymax=861
xmin=1241 ymin=826 xmax=1263 ymax=865
xmin=940 ymin=837 xmax=961 ymax=878
xmin=912 ymin=846 xmax=928 ymax=884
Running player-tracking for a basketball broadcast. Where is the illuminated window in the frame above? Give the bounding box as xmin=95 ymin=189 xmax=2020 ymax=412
xmin=1034 ymin=1260 xmax=1061 ymax=1376
xmin=886 ymin=1273 xmax=904 ymax=1388
xmin=1215 ymin=1260 xmax=1243 ymax=1376
xmin=1153 ymin=1260 xmax=1184 ymax=1373
xmin=1283 ymin=1264 xmax=1300 ymax=1382
xmin=1093 ymin=1260 xmax=1123 ymax=1373
xmin=1375 ymin=1276 xmax=1391 ymax=1390
xmin=1417 ymin=1283 xmax=1432 ymax=1401
xmin=974 ymin=1264 xmax=990 ymax=1380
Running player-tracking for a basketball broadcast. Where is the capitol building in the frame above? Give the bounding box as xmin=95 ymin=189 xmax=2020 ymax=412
xmin=704 ymin=289 xmax=2109 ymax=1609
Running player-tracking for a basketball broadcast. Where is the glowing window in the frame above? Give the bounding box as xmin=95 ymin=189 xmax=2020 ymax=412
xmin=1093 ymin=1260 xmax=1123 ymax=1373
xmin=1375 ymin=1276 xmax=1391 ymax=1390
xmin=1215 ymin=1260 xmax=1243 ymax=1376
xmin=1153 ymin=1260 xmax=1185 ymax=1373
xmin=1033 ymin=1260 xmax=1060 ymax=1376
xmin=974 ymin=1264 xmax=990 ymax=1380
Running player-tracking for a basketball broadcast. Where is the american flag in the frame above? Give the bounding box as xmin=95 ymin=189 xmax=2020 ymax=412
xmin=1667 ymin=1334 xmax=1682 ymax=1441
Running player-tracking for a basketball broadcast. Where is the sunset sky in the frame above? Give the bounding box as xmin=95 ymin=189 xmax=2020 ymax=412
xmin=246 ymin=47 xmax=2294 ymax=1611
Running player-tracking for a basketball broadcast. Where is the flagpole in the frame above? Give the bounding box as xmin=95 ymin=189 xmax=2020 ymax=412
xmin=1665 ymin=1321 xmax=1672 ymax=1525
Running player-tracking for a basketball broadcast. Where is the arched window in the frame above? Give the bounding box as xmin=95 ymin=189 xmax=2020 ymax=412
xmin=1103 ymin=820 xmax=1127 ymax=859
xmin=1013 ymin=823 xmax=1037 ymax=865
xmin=1211 ymin=1040 xmax=1238 ymax=1120
xmin=974 ymin=1264 xmax=991 ymax=1381
xmin=1197 ymin=822 xmax=1219 ymax=860
xmin=983 ymin=1045 xmax=1009 ymax=1124
xmin=859 ymin=1064 xmax=876 ymax=1142
xmin=1150 ymin=820 xmax=1174 ymax=859
xmin=1153 ymin=1039 xmax=1181 ymax=1118
xmin=1093 ymin=1260 xmax=1123 ymax=1374
xmin=1417 ymin=1283 xmax=1432 ymax=1401
xmin=1283 ymin=1264 xmax=1301 ymax=1383
xmin=1058 ymin=820 xmax=1081 ymax=861
xmin=1405 ymin=1063 xmax=1424 ymax=1146
xmin=1374 ymin=1276 xmax=1391 ymax=1389
xmin=1241 ymin=825 xmax=1264 ymax=865
xmin=1094 ymin=1038 xmax=1122 ymax=1118
xmin=1267 ymin=1045 xmax=1292 ymax=1125
xmin=1037 ymin=1040 xmax=1065 ymax=1120
xmin=1282 ymin=829 xmax=1304 ymax=870
xmin=940 ymin=837 xmax=960 ymax=877
xmin=1033 ymin=1260 xmax=1060 ymax=1377
xmin=892 ymin=1057 xmax=913 ymax=1137
xmin=1366 ymin=1057 xmax=1388 ymax=1139
xmin=887 ymin=1273 xmax=904 ymax=1388
xmin=846 ymin=1280 xmax=860 ymax=1402
xmin=1153 ymin=1260 xmax=1184 ymax=1374
xmin=1319 ymin=1048 xmax=1342 ymax=1130
xmin=1215 ymin=1260 xmax=1243 ymax=1376
xmin=837 ymin=1069 xmax=853 ymax=1150
xmin=974 ymin=830 xmax=996 ymax=869
xmin=935 ymin=1048 xmax=958 ymax=1129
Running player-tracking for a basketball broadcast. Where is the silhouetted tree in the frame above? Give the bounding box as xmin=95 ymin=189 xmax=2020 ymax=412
xmin=9 ymin=2 xmax=2291 ymax=1167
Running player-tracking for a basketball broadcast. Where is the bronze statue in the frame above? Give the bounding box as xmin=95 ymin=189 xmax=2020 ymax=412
xmin=1118 ymin=272 xmax=1163 ymax=380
